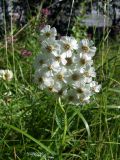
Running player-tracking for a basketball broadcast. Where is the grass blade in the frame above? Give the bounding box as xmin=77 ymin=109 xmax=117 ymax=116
xmin=3 ymin=123 xmax=56 ymax=155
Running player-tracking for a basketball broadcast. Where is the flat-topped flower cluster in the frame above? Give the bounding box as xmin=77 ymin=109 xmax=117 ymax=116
xmin=34 ymin=25 xmax=101 ymax=105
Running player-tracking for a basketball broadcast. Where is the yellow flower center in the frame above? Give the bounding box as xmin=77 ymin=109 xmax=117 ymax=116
xmin=46 ymin=45 xmax=54 ymax=53
xmin=65 ymin=58 xmax=72 ymax=66
xmin=76 ymin=88 xmax=83 ymax=94
xmin=39 ymin=59 xmax=44 ymax=65
xmin=3 ymin=73 xmax=10 ymax=80
xmin=55 ymin=56 xmax=61 ymax=62
xmin=80 ymin=58 xmax=86 ymax=65
xmin=68 ymin=95 xmax=75 ymax=101
xmin=64 ymin=43 xmax=71 ymax=51
xmin=81 ymin=45 xmax=89 ymax=52
xmin=48 ymin=65 xmax=52 ymax=70
xmin=48 ymin=86 xmax=53 ymax=92
xmin=84 ymin=72 xmax=89 ymax=77
xmin=38 ymin=77 xmax=43 ymax=83
xmin=57 ymin=74 xmax=64 ymax=81
xmin=45 ymin=32 xmax=51 ymax=37
xmin=71 ymin=73 xmax=80 ymax=81
xmin=58 ymin=89 xmax=64 ymax=96
xmin=79 ymin=97 xmax=84 ymax=102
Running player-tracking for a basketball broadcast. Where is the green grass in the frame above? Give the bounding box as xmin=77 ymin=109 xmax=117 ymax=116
xmin=0 ymin=5 xmax=120 ymax=160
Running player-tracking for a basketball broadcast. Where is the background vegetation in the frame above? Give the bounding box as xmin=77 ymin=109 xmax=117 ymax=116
xmin=0 ymin=0 xmax=120 ymax=159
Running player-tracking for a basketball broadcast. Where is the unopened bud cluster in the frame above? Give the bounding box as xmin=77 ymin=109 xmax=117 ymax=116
xmin=34 ymin=25 xmax=101 ymax=105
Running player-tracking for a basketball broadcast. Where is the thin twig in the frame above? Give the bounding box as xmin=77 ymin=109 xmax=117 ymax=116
xmin=66 ymin=0 xmax=75 ymax=35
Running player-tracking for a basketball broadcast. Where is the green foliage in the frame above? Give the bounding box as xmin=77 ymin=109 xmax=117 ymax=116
xmin=72 ymin=16 xmax=87 ymax=40
xmin=0 ymin=1 xmax=120 ymax=160
xmin=72 ymin=2 xmax=87 ymax=40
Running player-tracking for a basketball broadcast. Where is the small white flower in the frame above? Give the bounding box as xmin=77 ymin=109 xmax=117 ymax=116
xmin=83 ymin=65 xmax=96 ymax=78
xmin=73 ymin=81 xmax=91 ymax=97
xmin=78 ymin=39 xmax=96 ymax=57
xmin=0 ymin=69 xmax=13 ymax=81
xmin=40 ymin=25 xmax=57 ymax=40
xmin=60 ymin=36 xmax=78 ymax=57
xmin=74 ymin=53 xmax=93 ymax=67
xmin=42 ymin=58 xmax=60 ymax=75
xmin=54 ymin=66 xmax=68 ymax=83
xmin=44 ymin=77 xmax=54 ymax=88
xmin=69 ymin=70 xmax=85 ymax=84
xmin=34 ymin=70 xmax=45 ymax=87
xmin=90 ymin=81 xmax=101 ymax=93
xmin=33 ymin=53 xmax=48 ymax=69
xmin=65 ymin=89 xmax=79 ymax=104
xmin=78 ymin=94 xmax=91 ymax=105
xmin=46 ymin=81 xmax=63 ymax=93
xmin=35 ymin=60 xmax=60 ymax=80
xmin=42 ymin=39 xmax=60 ymax=55
xmin=34 ymin=69 xmax=54 ymax=90
xmin=64 ymin=54 xmax=78 ymax=69
xmin=53 ymin=50 xmax=67 ymax=66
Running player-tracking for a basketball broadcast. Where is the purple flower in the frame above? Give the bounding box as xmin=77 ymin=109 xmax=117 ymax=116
xmin=41 ymin=8 xmax=51 ymax=16
xmin=20 ymin=49 xmax=32 ymax=57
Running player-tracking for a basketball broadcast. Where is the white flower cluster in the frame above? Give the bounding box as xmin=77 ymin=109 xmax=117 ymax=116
xmin=0 ymin=69 xmax=13 ymax=81
xmin=34 ymin=25 xmax=101 ymax=105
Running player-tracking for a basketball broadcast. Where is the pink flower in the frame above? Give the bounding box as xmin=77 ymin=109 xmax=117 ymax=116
xmin=20 ymin=49 xmax=32 ymax=57
xmin=41 ymin=8 xmax=51 ymax=16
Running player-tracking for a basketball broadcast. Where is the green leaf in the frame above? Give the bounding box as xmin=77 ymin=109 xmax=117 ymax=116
xmin=3 ymin=123 xmax=56 ymax=155
xmin=109 ymin=88 xmax=120 ymax=93
xmin=74 ymin=109 xmax=91 ymax=141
